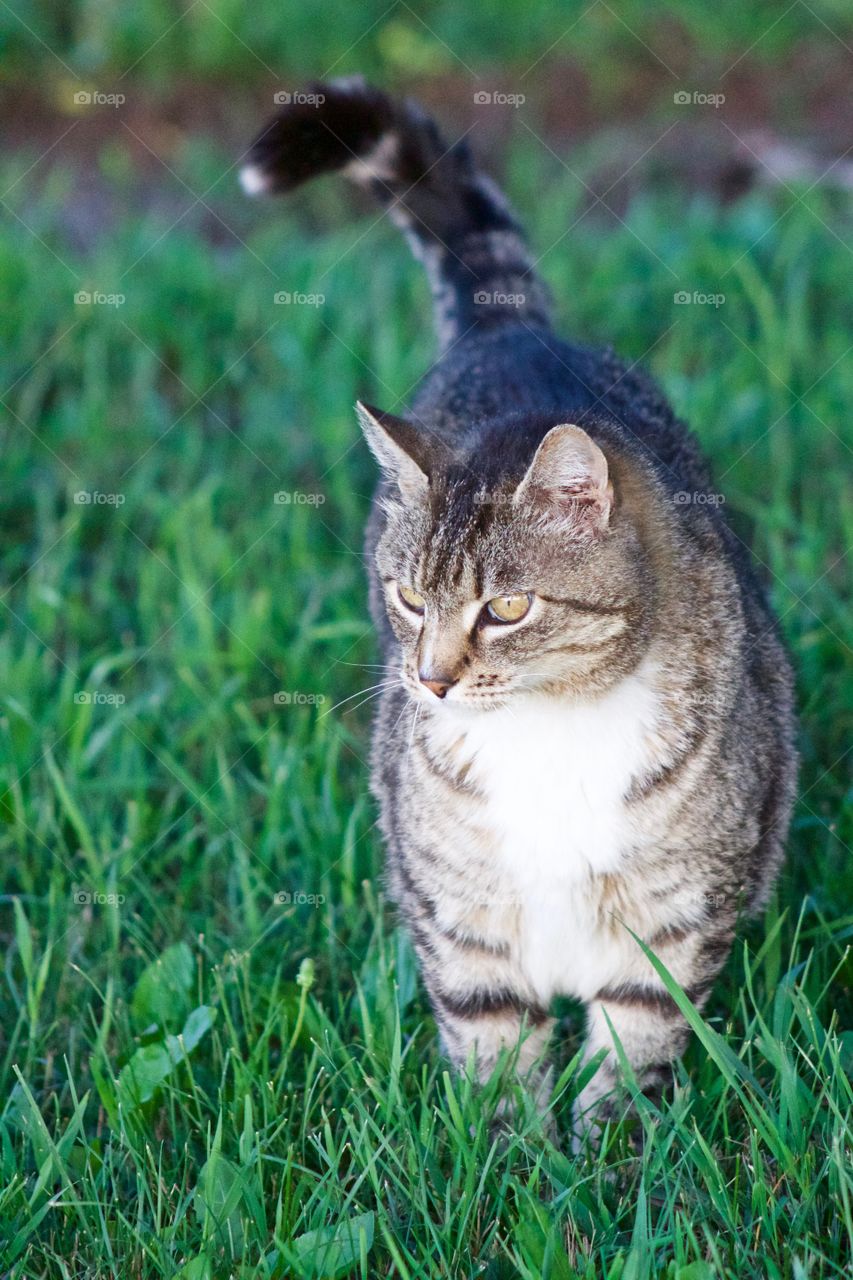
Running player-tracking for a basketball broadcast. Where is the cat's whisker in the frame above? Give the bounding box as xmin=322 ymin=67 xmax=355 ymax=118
xmin=388 ymin=688 xmax=417 ymax=735
xmin=334 ymin=660 xmax=399 ymax=672
xmin=341 ymin=682 xmax=408 ymax=717
xmin=318 ymin=680 xmax=399 ymax=719
xmin=406 ymin=703 xmax=421 ymax=756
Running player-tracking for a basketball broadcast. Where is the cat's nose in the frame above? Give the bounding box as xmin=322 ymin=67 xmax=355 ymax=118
xmin=419 ymin=671 xmax=457 ymax=699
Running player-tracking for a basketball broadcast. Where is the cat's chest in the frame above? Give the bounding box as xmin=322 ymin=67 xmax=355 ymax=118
xmin=426 ymin=667 xmax=658 ymax=879
xmin=422 ymin=669 xmax=660 ymax=1000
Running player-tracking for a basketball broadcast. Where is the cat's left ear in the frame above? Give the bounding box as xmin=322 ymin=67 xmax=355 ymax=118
xmin=514 ymin=423 xmax=613 ymax=533
xmin=356 ymin=402 xmax=436 ymax=500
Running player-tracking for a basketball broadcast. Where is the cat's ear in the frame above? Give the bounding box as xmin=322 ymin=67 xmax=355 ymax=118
xmin=514 ymin=423 xmax=613 ymax=533
xmin=356 ymin=401 xmax=434 ymax=500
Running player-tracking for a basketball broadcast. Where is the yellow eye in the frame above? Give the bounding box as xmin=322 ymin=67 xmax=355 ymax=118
xmin=485 ymin=593 xmax=533 ymax=624
xmin=397 ymin=584 xmax=426 ymax=613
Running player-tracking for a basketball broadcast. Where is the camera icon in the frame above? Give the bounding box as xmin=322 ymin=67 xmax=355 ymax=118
xmin=74 ymin=691 xmax=91 ymax=704
xmin=673 ymin=491 xmax=691 ymax=505
xmin=273 ymin=291 xmax=291 ymax=304
xmin=74 ymin=291 xmax=91 ymax=305
xmin=473 ymin=290 xmax=491 ymax=304
xmin=73 ymin=490 xmax=91 ymax=504
xmin=274 ymin=890 xmax=292 ymax=904
xmin=473 ymin=91 xmax=491 ymax=104
xmin=673 ymin=291 xmax=691 ymax=305
xmin=274 ymin=91 xmax=292 ymax=105
xmin=73 ymin=888 xmax=92 ymax=904
xmin=273 ymin=691 xmax=292 ymax=705
xmin=74 ymin=91 xmax=92 ymax=106
xmin=673 ymin=91 xmax=691 ymax=105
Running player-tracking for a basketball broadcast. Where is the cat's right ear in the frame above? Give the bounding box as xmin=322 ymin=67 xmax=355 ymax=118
xmin=356 ymin=402 xmax=431 ymax=500
xmin=513 ymin=423 xmax=613 ymax=534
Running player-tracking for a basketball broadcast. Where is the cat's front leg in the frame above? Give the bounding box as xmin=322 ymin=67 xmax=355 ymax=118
xmin=418 ymin=944 xmax=556 ymax=1120
xmin=573 ymin=986 xmax=693 ymax=1145
xmin=573 ymin=930 xmax=732 ymax=1144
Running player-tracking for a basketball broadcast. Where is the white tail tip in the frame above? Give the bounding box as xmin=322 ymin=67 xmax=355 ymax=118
xmin=239 ymin=164 xmax=271 ymax=196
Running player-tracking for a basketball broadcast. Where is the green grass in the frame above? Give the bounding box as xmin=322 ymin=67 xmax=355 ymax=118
xmin=3 ymin=0 xmax=853 ymax=103
xmin=0 ymin=122 xmax=851 ymax=1277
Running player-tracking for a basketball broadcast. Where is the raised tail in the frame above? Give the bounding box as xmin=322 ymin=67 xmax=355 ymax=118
xmin=240 ymin=77 xmax=552 ymax=351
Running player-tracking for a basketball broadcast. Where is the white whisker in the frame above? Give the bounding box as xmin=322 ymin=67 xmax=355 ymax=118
xmin=388 ymin=687 xmax=416 ymax=736
xmin=318 ymin=680 xmax=398 ymax=719
xmin=407 ymin=703 xmax=421 ymax=756
xmin=340 ymin=683 xmax=404 ymax=717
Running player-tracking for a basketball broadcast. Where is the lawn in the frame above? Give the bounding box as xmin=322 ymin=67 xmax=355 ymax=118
xmin=0 ymin=3 xmax=851 ymax=1277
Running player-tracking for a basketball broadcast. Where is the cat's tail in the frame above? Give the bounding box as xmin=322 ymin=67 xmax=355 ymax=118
xmin=240 ymin=77 xmax=552 ymax=350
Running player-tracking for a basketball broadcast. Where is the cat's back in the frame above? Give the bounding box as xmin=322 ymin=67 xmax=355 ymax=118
xmin=412 ymin=324 xmax=713 ymax=495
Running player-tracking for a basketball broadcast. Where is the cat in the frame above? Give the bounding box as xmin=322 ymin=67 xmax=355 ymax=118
xmin=241 ymin=78 xmax=797 ymax=1140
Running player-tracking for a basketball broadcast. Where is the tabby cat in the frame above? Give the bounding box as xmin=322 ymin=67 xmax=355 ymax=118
xmin=242 ymin=79 xmax=797 ymax=1138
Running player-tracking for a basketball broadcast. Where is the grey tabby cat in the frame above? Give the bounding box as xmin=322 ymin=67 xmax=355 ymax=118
xmin=242 ymin=79 xmax=797 ymax=1137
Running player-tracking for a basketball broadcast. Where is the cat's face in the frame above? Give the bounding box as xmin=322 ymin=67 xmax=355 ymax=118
xmin=360 ymin=404 xmax=652 ymax=709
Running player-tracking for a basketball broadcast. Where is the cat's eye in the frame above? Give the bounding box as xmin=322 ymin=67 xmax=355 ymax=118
xmin=397 ymin=584 xmax=426 ymax=614
xmin=484 ymin=593 xmax=533 ymax=624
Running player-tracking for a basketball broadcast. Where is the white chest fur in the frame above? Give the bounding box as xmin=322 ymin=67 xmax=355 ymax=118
xmin=424 ymin=665 xmax=660 ymax=1000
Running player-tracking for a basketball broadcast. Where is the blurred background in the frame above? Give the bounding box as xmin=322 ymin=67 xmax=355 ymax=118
xmin=4 ymin=1 xmax=853 ymax=242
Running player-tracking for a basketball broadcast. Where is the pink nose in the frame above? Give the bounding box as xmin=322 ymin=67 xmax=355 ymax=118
xmin=419 ymin=673 xmax=456 ymax=699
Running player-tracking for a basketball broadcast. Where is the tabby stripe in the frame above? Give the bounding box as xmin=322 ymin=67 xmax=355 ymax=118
xmin=394 ymin=855 xmax=437 ymax=922
xmin=626 ymin=726 xmax=707 ymax=803
xmin=407 ymin=917 xmax=438 ymax=954
xmin=538 ymin=594 xmax=627 ymax=615
xmin=414 ymin=738 xmax=479 ymax=796
xmin=698 ymin=931 xmax=734 ymax=971
xmin=685 ymin=975 xmax=716 ymax=1006
xmin=644 ymin=1060 xmax=675 ymax=1078
xmin=540 ymin=638 xmax=615 ymax=657
xmin=434 ymin=984 xmax=548 ymax=1025
xmin=438 ymin=924 xmax=510 ymax=959
xmin=647 ymin=919 xmax=699 ymax=949
xmin=399 ymin=846 xmax=499 ymax=934
xmin=402 ymin=837 xmax=494 ymax=895
xmin=594 ymin=982 xmax=704 ymax=1015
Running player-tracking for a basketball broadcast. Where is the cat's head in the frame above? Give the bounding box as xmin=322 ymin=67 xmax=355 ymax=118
xmin=358 ymin=402 xmax=655 ymax=709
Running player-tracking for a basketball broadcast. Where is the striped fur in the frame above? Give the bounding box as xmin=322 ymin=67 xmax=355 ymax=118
xmin=241 ymin=76 xmax=551 ymax=350
xmin=242 ymin=81 xmax=798 ymax=1141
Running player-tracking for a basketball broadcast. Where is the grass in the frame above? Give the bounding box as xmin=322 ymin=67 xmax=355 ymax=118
xmin=0 ymin=95 xmax=852 ymax=1280
xmin=3 ymin=0 xmax=851 ymax=90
